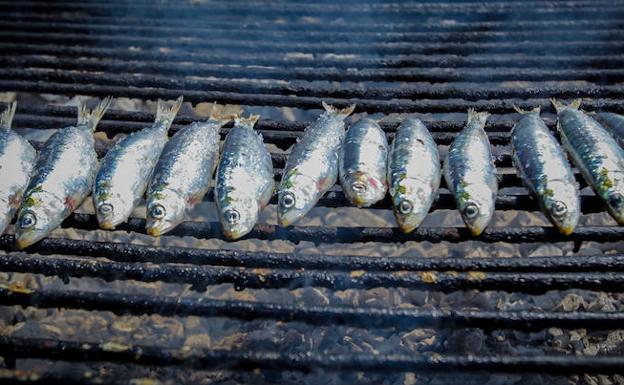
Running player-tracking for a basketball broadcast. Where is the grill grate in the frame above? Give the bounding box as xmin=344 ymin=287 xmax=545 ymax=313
xmin=0 ymin=0 xmax=624 ymax=383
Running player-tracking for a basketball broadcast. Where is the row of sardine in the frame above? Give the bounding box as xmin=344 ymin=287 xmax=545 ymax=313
xmin=1 ymin=98 xmax=623 ymax=248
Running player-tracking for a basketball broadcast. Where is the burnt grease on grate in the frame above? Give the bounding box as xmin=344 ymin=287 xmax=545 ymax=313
xmin=1 ymin=0 xmax=624 ymax=384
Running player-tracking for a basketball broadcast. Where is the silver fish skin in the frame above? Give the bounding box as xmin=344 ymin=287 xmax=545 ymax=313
xmin=94 ymin=97 xmax=183 ymax=229
xmin=146 ymin=104 xmax=235 ymax=237
xmin=552 ymin=99 xmax=624 ymax=224
xmin=339 ymin=118 xmax=388 ymax=207
xmin=444 ymin=109 xmax=497 ymax=236
xmin=511 ymin=107 xmax=579 ymax=235
xmin=15 ymin=97 xmax=113 ymax=249
xmin=277 ymin=102 xmax=355 ymax=226
xmin=215 ymin=115 xmax=274 ymax=240
xmin=387 ymin=117 xmax=440 ymax=233
xmin=593 ymin=112 xmax=624 ymax=149
xmin=0 ymin=102 xmax=36 ymax=235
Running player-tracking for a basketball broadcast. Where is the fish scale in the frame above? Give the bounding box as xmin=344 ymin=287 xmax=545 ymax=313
xmin=552 ymin=99 xmax=624 ymax=224
xmin=215 ymin=115 xmax=274 ymax=240
xmin=277 ymin=102 xmax=355 ymax=227
xmin=0 ymin=102 xmax=37 ymax=236
xmin=511 ymin=107 xmax=579 ymax=235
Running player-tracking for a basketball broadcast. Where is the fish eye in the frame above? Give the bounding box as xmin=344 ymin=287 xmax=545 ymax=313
xmin=550 ymin=200 xmax=568 ymax=218
xmin=149 ymin=204 xmax=166 ymax=219
xmin=609 ymin=192 xmax=624 ymax=208
xmin=351 ymin=181 xmax=367 ymax=193
xmin=398 ymin=200 xmax=413 ymax=215
xmin=280 ymin=192 xmax=296 ymax=209
xmin=98 ymin=203 xmax=113 ymax=215
xmin=224 ymin=209 xmax=241 ymax=224
xmin=464 ymin=203 xmax=480 ymax=219
xmin=20 ymin=211 xmax=36 ymax=229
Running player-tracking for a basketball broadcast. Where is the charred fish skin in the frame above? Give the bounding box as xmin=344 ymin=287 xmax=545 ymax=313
xmin=552 ymin=99 xmax=624 ymax=224
xmin=339 ymin=118 xmax=388 ymax=208
xmin=146 ymin=104 xmax=237 ymax=237
xmin=215 ymin=115 xmax=274 ymax=240
xmin=593 ymin=112 xmax=624 ymax=148
xmin=94 ymin=97 xmax=183 ymax=230
xmin=15 ymin=97 xmax=113 ymax=249
xmin=0 ymin=102 xmax=37 ymax=235
xmin=444 ymin=109 xmax=497 ymax=236
xmin=511 ymin=107 xmax=580 ymax=235
xmin=277 ymin=102 xmax=355 ymax=227
xmin=388 ymin=117 xmax=440 ymax=233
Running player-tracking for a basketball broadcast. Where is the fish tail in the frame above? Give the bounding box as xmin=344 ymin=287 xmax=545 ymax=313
xmin=467 ymin=108 xmax=490 ymax=124
xmin=209 ymin=103 xmax=241 ymax=125
xmin=77 ymin=96 xmax=113 ymax=131
xmin=235 ymin=114 xmax=260 ymax=129
xmin=155 ymin=96 xmax=183 ymax=128
xmin=0 ymin=101 xmax=17 ymax=130
xmin=550 ymin=98 xmax=582 ymax=113
xmin=513 ymin=105 xmax=541 ymax=115
xmin=322 ymin=101 xmax=356 ymax=117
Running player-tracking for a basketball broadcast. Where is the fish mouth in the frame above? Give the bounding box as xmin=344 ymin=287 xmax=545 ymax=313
xmin=554 ymin=223 xmax=576 ymax=236
xmin=16 ymin=233 xmax=44 ymax=249
xmin=98 ymin=221 xmax=117 ymax=230
xmin=466 ymin=225 xmax=485 ymax=236
xmin=352 ymin=195 xmax=370 ymax=208
xmin=146 ymin=226 xmax=161 ymax=237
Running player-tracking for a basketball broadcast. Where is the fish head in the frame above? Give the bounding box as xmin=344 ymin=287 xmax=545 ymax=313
xmin=391 ymin=177 xmax=434 ymax=233
xmin=218 ymin=192 xmax=259 ymax=240
xmin=93 ymin=183 xmax=134 ymax=230
xmin=542 ymin=180 xmax=580 ymax=235
xmin=277 ymin=172 xmax=319 ymax=227
xmin=145 ymin=189 xmax=187 ymax=237
xmin=342 ymin=171 xmax=386 ymax=208
xmin=15 ymin=190 xmax=65 ymax=249
xmin=456 ymin=182 xmax=495 ymax=236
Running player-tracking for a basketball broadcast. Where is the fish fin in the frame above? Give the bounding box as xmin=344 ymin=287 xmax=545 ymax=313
xmin=322 ymin=101 xmax=356 ymax=117
xmin=513 ymin=105 xmax=541 ymax=115
xmin=0 ymin=101 xmax=16 ymax=130
xmin=466 ymin=108 xmax=490 ymax=125
xmin=550 ymin=98 xmax=582 ymax=113
xmin=77 ymin=96 xmax=113 ymax=131
xmin=235 ymin=114 xmax=260 ymax=129
xmin=155 ymin=96 xmax=183 ymax=128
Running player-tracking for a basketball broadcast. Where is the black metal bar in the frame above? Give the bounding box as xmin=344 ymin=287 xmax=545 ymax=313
xmin=0 ymin=336 xmax=622 ymax=374
xmin=1 ymin=235 xmax=622 ymax=273
xmin=4 ymin=79 xmax=624 ymax=114
xmin=2 ymin=285 xmax=624 ymax=331
xmin=1 ymin=252 xmax=624 ymax=293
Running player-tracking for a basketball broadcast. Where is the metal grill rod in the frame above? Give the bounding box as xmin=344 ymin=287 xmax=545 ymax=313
xmin=1 ymin=336 xmax=622 ymax=374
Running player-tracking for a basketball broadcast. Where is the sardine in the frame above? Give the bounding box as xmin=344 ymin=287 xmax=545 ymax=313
xmin=277 ymin=102 xmax=355 ymax=226
xmin=444 ymin=109 xmax=497 ymax=236
xmin=339 ymin=118 xmax=388 ymax=207
xmin=593 ymin=112 xmax=624 ymax=148
xmin=215 ymin=115 xmax=274 ymax=240
xmin=511 ymin=107 xmax=579 ymax=235
xmin=15 ymin=97 xmax=112 ymax=248
xmin=387 ymin=117 xmax=440 ymax=233
xmin=94 ymin=97 xmax=183 ymax=229
xmin=552 ymin=99 xmax=624 ymax=224
xmin=0 ymin=102 xmax=37 ymax=235
xmin=146 ymin=103 xmax=237 ymax=236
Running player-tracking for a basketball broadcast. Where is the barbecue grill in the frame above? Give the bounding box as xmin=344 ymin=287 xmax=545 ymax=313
xmin=0 ymin=0 xmax=624 ymax=384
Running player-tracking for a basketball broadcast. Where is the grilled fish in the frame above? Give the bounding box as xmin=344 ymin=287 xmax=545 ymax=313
xmin=388 ymin=117 xmax=440 ymax=233
xmin=0 ymin=102 xmax=37 ymax=235
xmin=511 ymin=106 xmax=579 ymax=235
xmin=444 ymin=109 xmax=497 ymax=236
xmin=339 ymin=118 xmax=388 ymax=207
xmin=552 ymin=99 xmax=624 ymax=224
xmin=215 ymin=115 xmax=274 ymax=240
xmin=146 ymin=103 xmax=237 ymax=236
xmin=94 ymin=97 xmax=183 ymax=229
xmin=15 ymin=97 xmax=112 ymax=248
xmin=277 ymin=102 xmax=355 ymax=226
xmin=593 ymin=112 xmax=624 ymax=148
